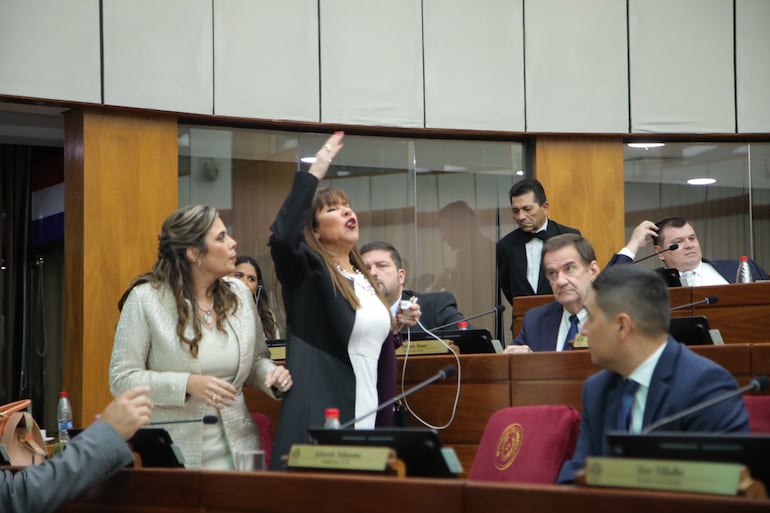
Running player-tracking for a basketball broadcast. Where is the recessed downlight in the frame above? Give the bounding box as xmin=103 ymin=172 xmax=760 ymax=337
xmin=300 ymin=156 xmax=316 ymax=163
xmin=687 ymin=178 xmax=716 ymax=185
xmin=627 ymin=143 xmax=665 ymax=149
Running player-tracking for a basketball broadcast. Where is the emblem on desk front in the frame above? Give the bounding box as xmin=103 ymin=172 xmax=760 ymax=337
xmin=494 ymin=423 xmax=523 ymax=470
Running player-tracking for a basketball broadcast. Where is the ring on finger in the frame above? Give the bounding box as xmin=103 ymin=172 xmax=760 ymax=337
xmin=212 ymin=394 xmax=218 ymax=403
xmin=323 ymin=144 xmax=332 ymax=151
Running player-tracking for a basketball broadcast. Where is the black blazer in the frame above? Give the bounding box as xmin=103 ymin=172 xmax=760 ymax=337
xmin=496 ymin=220 xmax=580 ymax=305
xmin=401 ymin=289 xmax=465 ymax=330
xmin=269 ymin=172 xmax=397 ymax=469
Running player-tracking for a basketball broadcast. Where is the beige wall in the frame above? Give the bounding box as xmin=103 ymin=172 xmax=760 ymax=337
xmin=2 ymin=0 xmax=769 ymax=133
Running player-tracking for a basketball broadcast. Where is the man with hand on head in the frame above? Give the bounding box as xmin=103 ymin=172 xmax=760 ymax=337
xmin=360 ymin=240 xmax=465 ymax=331
xmin=609 ymin=217 xmax=768 ymax=286
xmin=1 ymin=386 xmax=153 ymax=513
xmin=557 ymin=265 xmax=749 ymax=484
xmin=505 ymin=234 xmax=599 ymax=353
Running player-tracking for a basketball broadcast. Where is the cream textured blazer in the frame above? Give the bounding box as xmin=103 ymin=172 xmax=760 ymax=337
xmin=109 ymin=277 xmax=279 ymax=468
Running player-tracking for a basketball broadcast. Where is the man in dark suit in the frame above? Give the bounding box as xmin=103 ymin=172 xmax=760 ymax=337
xmin=557 ymin=265 xmax=749 ymax=484
xmin=609 ymin=217 xmax=768 ymax=285
xmin=360 ymin=240 xmax=465 ymax=330
xmin=496 ymin=179 xmax=580 ymax=310
xmin=505 ymin=234 xmax=599 ymax=353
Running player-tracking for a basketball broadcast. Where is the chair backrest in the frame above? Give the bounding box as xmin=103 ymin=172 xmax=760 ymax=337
xmin=744 ymin=395 xmax=770 ymax=433
xmin=250 ymin=412 xmax=274 ymax=465
xmin=468 ymin=405 xmax=580 ymax=484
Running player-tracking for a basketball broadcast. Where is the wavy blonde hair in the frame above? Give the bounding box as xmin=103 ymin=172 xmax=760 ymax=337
xmin=118 ymin=205 xmax=239 ymax=357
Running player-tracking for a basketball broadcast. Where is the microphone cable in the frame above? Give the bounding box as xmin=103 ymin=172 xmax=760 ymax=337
xmin=398 ymin=319 xmax=462 ymax=431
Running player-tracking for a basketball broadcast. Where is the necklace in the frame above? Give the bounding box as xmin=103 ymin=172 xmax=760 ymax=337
xmin=335 ymin=263 xmax=377 ymax=296
xmin=198 ymin=300 xmax=214 ymax=325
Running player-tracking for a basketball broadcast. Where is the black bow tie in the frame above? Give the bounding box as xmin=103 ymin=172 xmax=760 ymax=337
xmin=524 ymin=230 xmax=548 ymax=242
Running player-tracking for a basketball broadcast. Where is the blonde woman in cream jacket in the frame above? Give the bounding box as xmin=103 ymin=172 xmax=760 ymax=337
xmin=109 ymin=205 xmax=291 ymax=469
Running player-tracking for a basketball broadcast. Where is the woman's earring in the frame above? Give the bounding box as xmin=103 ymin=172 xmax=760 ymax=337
xmin=197 ymin=260 xmax=202 ymax=267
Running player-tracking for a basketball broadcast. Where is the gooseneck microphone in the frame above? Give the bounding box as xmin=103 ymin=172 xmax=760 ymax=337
xmin=150 ymin=415 xmax=219 ymax=426
xmin=337 ymin=365 xmax=457 ymax=429
xmin=633 ymin=243 xmax=679 ymax=264
xmin=670 ymin=295 xmax=719 ymax=311
xmin=430 ymin=305 xmax=506 ymax=332
xmin=641 ymin=376 xmax=769 ymax=434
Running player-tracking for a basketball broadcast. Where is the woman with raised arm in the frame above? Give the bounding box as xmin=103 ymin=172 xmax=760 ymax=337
xmin=268 ymin=132 xmax=420 ymax=469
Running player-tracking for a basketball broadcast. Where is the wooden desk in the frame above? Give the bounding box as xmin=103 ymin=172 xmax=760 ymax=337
xmin=692 ymin=282 xmax=770 ymax=344
xmin=246 ymin=345 xmax=761 ymax=475
xmin=466 ymin=480 xmax=769 ymax=513
xmin=59 ymin=468 xmax=769 ymax=513
xmin=512 ymin=287 xmax=692 ymax=339
xmin=512 ymin=281 xmax=770 ymax=344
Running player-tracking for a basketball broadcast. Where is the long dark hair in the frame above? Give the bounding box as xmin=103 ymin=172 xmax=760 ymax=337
xmin=235 ymin=255 xmax=278 ymax=339
xmin=118 ymin=205 xmax=239 ymax=357
xmin=302 ymin=187 xmax=388 ymax=311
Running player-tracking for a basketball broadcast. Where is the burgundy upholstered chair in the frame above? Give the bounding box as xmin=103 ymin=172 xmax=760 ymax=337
xmin=250 ymin=412 xmax=274 ymax=465
xmin=744 ymin=395 xmax=770 ymax=433
xmin=468 ymin=405 xmax=580 ymax=483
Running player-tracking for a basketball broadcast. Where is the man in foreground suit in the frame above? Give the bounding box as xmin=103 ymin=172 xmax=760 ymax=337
xmin=497 ymin=179 xmax=580 ymax=311
xmin=361 ymin=240 xmax=465 ymax=330
xmin=505 ymin=234 xmax=599 ymax=353
xmin=608 ymin=217 xmax=768 ymax=285
xmin=557 ymin=265 xmax=749 ymax=484
xmin=1 ymin=386 xmax=153 ymax=513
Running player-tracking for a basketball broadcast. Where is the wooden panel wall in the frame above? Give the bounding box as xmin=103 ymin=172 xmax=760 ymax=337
xmin=64 ymin=109 xmax=178 ymax=424
xmin=534 ymin=136 xmax=625 ymax=266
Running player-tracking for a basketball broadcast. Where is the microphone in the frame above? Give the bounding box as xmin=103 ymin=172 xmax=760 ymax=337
xmin=149 ymin=415 xmax=219 ymax=426
xmin=337 ymin=365 xmax=456 ymax=429
xmin=429 ymin=305 xmax=506 ymax=332
xmin=254 ymin=284 xmax=263 ymax=305
xmin=641 ymin=376 xmax=769 ymax=434
xmin=633 ymin=243 xmax=679 ymax=264
xmin=670 ymin=295 xmax=719 ymax=311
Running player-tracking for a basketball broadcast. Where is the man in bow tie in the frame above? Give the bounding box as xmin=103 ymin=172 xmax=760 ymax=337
xmin=496 ymin=179 xmax=581 ymax=320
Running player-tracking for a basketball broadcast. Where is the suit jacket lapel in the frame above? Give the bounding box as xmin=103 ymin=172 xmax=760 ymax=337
xmin=512 ymin=230 xmax=534 ymax=295
xmin=534 ymin=222 xmax=561 ymax=293
xmin=540 ymin=302 xmax=563 ymax=351
xmin=642 ymin=339 xmax=678 ymax=427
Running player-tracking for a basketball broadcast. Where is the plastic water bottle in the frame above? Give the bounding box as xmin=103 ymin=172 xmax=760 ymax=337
xmin=736 ymin=256 xmax=753 ymax=283
xmin=57 ymin=391 xmax=74 ymax=443
xmin=324 ymin=408 xmax=341 ymax=429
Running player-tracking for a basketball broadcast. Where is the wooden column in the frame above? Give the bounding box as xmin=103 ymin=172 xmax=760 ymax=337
xmin=532 ymin=136 xmax=625 ymax=266
xmin=64 ymin=108 xmax=178 ymax=425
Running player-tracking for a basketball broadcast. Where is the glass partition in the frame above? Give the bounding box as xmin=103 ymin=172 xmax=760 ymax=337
xmin=179 ymin=125 xmax=525 ymax=340
xmin=623 ymin=142 xmax=769 ymax=273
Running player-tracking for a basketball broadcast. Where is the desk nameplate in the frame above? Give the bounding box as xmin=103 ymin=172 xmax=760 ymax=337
xmin=584 ymin=456 xmax=743 ymax=495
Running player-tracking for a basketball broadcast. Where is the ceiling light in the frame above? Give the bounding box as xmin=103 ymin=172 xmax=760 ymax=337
xmin=687 ymin=178 xmax=716 ymax=185
xmin=627 ymin=143 xmax=665 ymax=149
xmin=515 ymin=170 xmax=524 ymax=176
xmin=300 ymin=156 xmax=316 ymax=163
